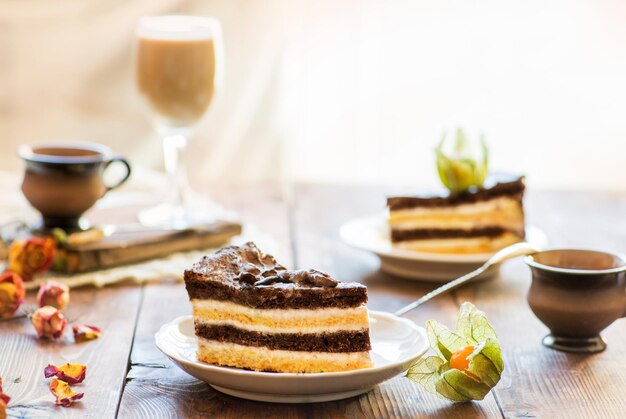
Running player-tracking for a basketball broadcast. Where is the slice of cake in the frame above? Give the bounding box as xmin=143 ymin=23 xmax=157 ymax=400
xmin=184 ymin=242 xmax=373 ymax=373
xmin=387 ymin=174 xmax=525 ymax=254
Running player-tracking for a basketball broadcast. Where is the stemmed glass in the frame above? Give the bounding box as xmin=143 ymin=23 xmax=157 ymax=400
xmin=134 ymin=15 xmax=222 ymax=228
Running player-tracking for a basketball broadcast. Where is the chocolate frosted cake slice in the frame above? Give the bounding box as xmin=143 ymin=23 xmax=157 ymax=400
xmin=184 ymin=242 xmax=373 ymax=373
xmin=387 ymin=174 xmax=525 ymax=254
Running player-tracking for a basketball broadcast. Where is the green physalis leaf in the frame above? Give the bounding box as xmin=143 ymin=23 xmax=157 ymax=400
xmin=406 ymin=302 xmax=503 ymax=402
xmin=456 ymin=301 xmax=498 ymax=344
xmin=437 ymin=368 xmax=492 ymax=401
xmin=467 ymin=339 xmax=503 ymax=387
xmin=435 ymin=129 xmax=488 ymax=193
xmin=405 ymin=356 xmax=444 ymax=394
xmin=426 ymin=320 xmax=468 ymax=360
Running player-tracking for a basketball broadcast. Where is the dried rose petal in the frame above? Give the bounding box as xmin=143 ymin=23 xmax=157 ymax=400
xmin=44 ymin=363 xmax=87 ymax=385
xmin=37 ymin=281 xmax=70 ymax=311
xmin=72 ymin=324 xmax=101 ymax=343
xmin=31 ymin=306 xmax=67 ymax=339
xmin=8 ymin=237 xmax=56 ymax=281
xmin=49 ymin=378 xmax=83 ymax=407
xmin=0 ymin=376 xmax=10 ymax=407
xmin=0 ymin=271 xmax=25 ymax=319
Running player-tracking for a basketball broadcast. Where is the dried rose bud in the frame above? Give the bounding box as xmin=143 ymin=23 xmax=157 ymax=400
xmin=8 ymin=237 xmax=56 ymax=281
xmin=37 ymin=281 xmax=70 ymax=311
xmin=44 ymin=363 xmax=87 ymax=385
xmin=72 ymin=324 xmax=101 ymax=343
xmin=31 ymin=306 xmax=67 ymax=339
xmin=0 ymin=377 xmax=10 ymax=416
xmin=49 ymin=378 xmax=83 ymax=407
xmin=0 ymin=271 xmax=25 ymax=319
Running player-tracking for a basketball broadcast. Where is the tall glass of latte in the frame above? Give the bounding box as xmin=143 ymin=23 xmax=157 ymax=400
xmin=134 ymin=15 xmax=222 ymax=227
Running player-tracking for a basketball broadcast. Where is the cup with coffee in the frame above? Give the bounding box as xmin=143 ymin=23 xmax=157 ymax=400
xmin=18 ymin=142 xmax=132 ymax=231
xmin=525 ymin=249 xmax=626 ymax=353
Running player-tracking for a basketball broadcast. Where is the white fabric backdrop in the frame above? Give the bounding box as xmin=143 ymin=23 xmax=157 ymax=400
xmin=1 ymin=0 xmax=625 ymax=190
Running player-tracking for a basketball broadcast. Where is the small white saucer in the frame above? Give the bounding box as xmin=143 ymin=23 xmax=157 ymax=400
xmin=339 ymin=214 xmax=548 ymax=282
xmin=155 ymin=311 xmax=428 ymax=403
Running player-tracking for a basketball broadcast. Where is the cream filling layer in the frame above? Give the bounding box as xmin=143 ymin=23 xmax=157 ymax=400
xmin=390 ymin=196 xmax=521 ymax=218
xmin=390 ymin=217 xmax=523 ymax=231
xmin=191 ymin=299 xmax=370 ymax=334
xmin=197 ymin=337 xmax=373 ymax=372
xmin=194 ymin=318 xmax=367 ymax=334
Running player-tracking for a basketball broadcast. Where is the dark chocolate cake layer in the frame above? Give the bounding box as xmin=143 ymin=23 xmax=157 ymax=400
xmin=195 ymin=323 xmax=371 ymax=353
xmin=184 ymin=242 xmax=368 ymax=309
xmin=387 ymin=175 xmax=525 ymax=211
xmin=391 ymin=226 xmax=522 ymax=242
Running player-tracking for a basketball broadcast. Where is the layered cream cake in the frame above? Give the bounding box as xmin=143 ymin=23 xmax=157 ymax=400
xmin=184 ymin=242 xmax=373 ymax=373
xmin=387 ymin=175 xmax=525 ymax=254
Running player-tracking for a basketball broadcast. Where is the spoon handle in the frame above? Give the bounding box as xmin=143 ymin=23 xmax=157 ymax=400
xmin=394 ymin=263 xmax=490 ymax=316
xmin=393 ymin=242 xmax=539 ymax=317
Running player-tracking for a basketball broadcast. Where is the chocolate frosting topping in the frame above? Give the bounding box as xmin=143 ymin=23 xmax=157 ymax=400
xmin=189 ymin=242 xmax=341 ymax=290
xmin=254 ymin=269 xmax=338 ymax=288
xmin=387 ymin=173 xmax=525 ymax=211
xmin=184 ymin=242 xmax=367 ymax=309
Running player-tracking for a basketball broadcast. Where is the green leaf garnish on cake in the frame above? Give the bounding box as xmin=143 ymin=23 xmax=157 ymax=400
xmin=406 ymin=302 xmax=504 ymax=402
xmin=436 ymin=129 xmax=488 ymax=193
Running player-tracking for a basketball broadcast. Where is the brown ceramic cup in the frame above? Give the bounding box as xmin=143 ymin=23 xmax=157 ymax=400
xmin=18 ymin=142 xmax=131 ymax=231
xmin=525 ymin=249 xmax=626 ymax=353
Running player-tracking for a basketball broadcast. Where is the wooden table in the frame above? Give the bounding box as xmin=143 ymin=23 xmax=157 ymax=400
xmin=1 ymin=184 xmax=625 ymax=418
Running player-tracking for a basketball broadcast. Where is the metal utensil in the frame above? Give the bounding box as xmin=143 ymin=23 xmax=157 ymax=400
xmin=394 ymin=242 xmax=540 ymax=317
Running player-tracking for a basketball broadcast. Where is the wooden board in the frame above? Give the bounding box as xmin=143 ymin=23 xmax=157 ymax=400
xmin=56 ymin=221 xmax=242 ymax=273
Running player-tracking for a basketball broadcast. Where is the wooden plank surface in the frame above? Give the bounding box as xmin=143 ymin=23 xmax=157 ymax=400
xmin=3 ymin=184 xmax=626 ymax=418
xmin=0 ymin=285 xmax=142 ymax=418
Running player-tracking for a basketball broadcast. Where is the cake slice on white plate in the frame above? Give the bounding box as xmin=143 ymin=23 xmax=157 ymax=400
xmin=184 ymin=242 xmax=373 ymax=373
xmin=387 ymin=174 xmax=525 ymax=254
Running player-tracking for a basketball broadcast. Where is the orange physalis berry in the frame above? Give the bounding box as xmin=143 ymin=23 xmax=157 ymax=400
xmin=450 ymin=345 xmax=473 ymax=371
xmin=450 ymin=345 xmax=480 ymax=381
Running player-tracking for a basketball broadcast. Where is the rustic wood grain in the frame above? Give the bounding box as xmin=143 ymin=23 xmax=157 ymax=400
xmin=0 ymin=285 xmax=142 ymax=418
xmin=6 ymin=184 xmax=625 ymax=418
xmin=453 ymin=190 xmax=626 ymax=419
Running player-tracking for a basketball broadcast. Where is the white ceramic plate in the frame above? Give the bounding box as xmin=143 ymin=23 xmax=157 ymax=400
xmin=339 ymin=214 xmax=548 ymax=281
xmin=155 ymin=311 xmax=428 ymax=403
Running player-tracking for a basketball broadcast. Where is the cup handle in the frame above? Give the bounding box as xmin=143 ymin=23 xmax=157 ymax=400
xmin=103 ymin=156 xmax=132 ymax=193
